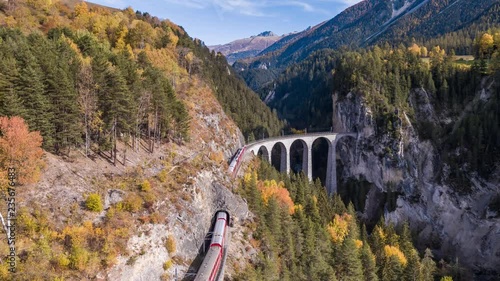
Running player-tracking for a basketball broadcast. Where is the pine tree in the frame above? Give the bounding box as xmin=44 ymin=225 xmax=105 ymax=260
xmin=16 ymin=49 xmax=55 ymax=149
xmin=337 ymin=237 xmax=364 ymax=280
xmin=382 ymin=254 xmax=404 ymax=281
xmin=421 ymin=248 xmax=436 ymax=281
xmin=404 ymin=249 xmax=422 ymax=281
xmin=399 ymin=222 xmax=414 ymax=256
xmin=360 ymin=236 xmax=378 ymax=281
xmin=46 ymin=39 xmax=82 ymax=153
xmin=0 ymin=57 xmax=25 ymax=117
xmin=370 ymin=225 xmax=386 ymax=269
xmin=173 ymin=99 xmax=190 ymax=142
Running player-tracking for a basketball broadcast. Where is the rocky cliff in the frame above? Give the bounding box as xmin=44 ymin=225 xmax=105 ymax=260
xmin=334 ymin=83 xmax=500 ymax=279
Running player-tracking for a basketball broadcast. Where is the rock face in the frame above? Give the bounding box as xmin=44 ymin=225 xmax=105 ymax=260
xmin=107 ymin=169 xmax=252 ymax=281
xmin=333 ymin=87 xmax=500 ymax=277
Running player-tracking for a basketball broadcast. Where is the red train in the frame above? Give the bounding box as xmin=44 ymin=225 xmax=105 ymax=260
xmin=194 ymin=210 xmax=230 ymax=281
xmin=228 ymin=147 xmax=246 ymax=175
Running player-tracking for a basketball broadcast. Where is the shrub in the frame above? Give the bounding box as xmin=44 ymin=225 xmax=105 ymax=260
xmin=57 ymin=254 xmax=71 ymax=268
xmin=157 ymin=169 xmax=168 ymax=183
xmin=163 ymin=260 xmax=173 ymax=270
xmin=140 ymin=179 xmax=151 ymax=192
xmin=105 ymin=207 xmax=116 ymax=220
xmin=209 ymin=151 xmax=225 ymax=164
xmin=18 ymin=210 xmax=37 ymax=235
xmin=165 ymin=235 xmax=176 ymax=253
xmin=142 ymin=192 xmax=157 ymax=208
xmin=85 ymin=193 xmax=103 ymax=212
xmin=126 ymin=256 xmax=137 ymax=265
xmin=150 ymin=212 xmax=162 ymax=224
xmin=69 ymin=246 xmax=90 ymax=270
xmin=122 ymin=194 xmax=143 ymax=212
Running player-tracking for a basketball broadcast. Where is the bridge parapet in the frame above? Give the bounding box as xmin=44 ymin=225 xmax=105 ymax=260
xmin=239 ymin=132 xmax=357 ymax=195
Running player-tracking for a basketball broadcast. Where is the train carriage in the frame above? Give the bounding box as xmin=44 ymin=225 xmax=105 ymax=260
xmin=194 ymin=210 xmax=230 ymax=281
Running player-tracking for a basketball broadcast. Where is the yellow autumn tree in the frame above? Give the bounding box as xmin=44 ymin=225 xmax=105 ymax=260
xmin=327 ymin=213 xmax=351 ymax=243
xmin=26 ymin=0 xmax=52 ymax=11
xmin=72 ymin=2 xmax=91 ymax=29
xmin=167 ymin=29 xmax=179 ymax=48
xmin=384 ymin=245 xmax=407 ymax=266
xmin=429 ymin=45 xmax=446 ymax=68
xmin=128 ymin=19 xmax=155 ymax=49
xmin=420 ymin=46 xmax=428 ymax=57
xmin=73 ymin=2 xmax=89 ymax=18
xmin=478 ymin=33 xmax=494 ymax=58
xmin=408 ymin=43 xmax=421 ymax=56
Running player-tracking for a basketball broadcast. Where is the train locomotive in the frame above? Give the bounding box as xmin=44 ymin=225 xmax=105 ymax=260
xmin=194 ymin=210 xmax=230 ymax=281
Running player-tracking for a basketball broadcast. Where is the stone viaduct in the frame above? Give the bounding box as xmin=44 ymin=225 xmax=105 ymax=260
xmin=243 ymin=132 xmax=357 ymax=195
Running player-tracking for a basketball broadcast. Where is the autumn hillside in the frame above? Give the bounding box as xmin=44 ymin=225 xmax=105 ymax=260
xmin=0 ymin=0 xmax=275 ymax=280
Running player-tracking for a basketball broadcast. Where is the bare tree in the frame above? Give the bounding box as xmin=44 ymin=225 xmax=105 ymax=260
xmin=77 ymin=62 xmax=97 ymax=157
xmin=134 ymin=90 xmax=151 ymax=152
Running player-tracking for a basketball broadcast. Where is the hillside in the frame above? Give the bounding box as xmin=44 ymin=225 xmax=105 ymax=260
xmin=237 ymin=0 xmax=500 ymax=91
xmin=208 ymin=31 xmax=284 ymax=64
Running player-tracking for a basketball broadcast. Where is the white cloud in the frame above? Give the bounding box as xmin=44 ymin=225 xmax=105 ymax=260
xmin=288 ymin=1 xmax=315 ymax=12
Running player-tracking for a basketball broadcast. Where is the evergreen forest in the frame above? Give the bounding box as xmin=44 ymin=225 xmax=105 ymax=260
xmin=234 ymin=160 xmax=462 ymax=281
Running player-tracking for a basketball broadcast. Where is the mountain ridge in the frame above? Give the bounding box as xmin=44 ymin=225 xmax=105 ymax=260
xmin=208 ymin=31 xmax=284 ymax=64
xmin=237 ymin=0 xmax=500 ymax=91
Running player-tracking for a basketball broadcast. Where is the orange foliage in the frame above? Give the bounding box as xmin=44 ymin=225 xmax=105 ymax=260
xmin=0 ymin=116 xmax=44 ymax=185
xmin=354 ymin=239 xmax=363 ymax=249
xmin=408 ymin=43 xmax=421 ymax=56
xmin=258 ymin=179 xmax=295 ymax=214
xmin=384 ymin=245 xmax=407 ymax=266
xmin=73 ymin=2 xmax=89 ymax=17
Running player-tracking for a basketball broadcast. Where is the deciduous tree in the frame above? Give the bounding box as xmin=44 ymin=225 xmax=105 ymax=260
xmin=0 ymin=116 xmax=44 ymax=185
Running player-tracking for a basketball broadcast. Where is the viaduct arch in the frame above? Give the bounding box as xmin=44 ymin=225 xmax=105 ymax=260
xmin=244 ymin=132 xmax=357 ymax=195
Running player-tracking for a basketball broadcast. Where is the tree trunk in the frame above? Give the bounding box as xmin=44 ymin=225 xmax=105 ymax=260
xmin=113 ymin=117 xmax=117 ymax=166
xmin=123 ymin=148 xmax=127 ymax=166
xmin=84 ymin=112 xmax=89 ymax=157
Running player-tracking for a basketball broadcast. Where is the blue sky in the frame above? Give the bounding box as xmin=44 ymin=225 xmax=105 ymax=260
xmin=90 ymin=0 xmax=362 ymax=46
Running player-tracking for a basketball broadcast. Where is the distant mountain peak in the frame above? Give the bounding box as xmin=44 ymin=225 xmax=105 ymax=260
xmin=255 ymin=31 xmax=277 ymax=37
xmin=208 ymin=31 xmax=284 ymax=64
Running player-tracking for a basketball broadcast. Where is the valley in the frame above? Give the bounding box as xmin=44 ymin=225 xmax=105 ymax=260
xmin=0 ymin=0 xmax=499 ymax=280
